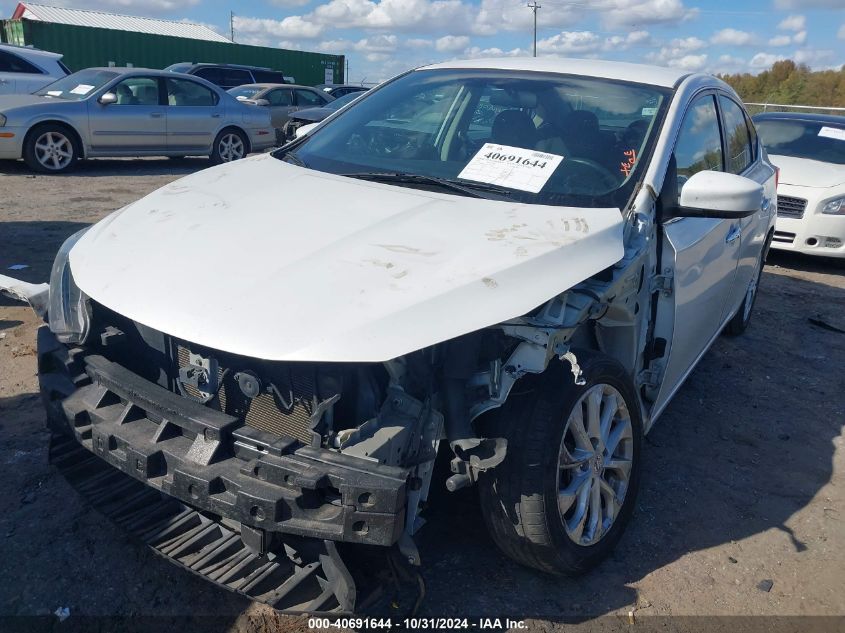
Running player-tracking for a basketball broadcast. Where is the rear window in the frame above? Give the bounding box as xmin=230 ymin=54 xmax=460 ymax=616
xmin=756 ymin=118 xmax=845 ymax=165
xmin=0 ymin=50 xmax=42 ymax=74
xmin=252 ymin=70 xmax=285 ymax=83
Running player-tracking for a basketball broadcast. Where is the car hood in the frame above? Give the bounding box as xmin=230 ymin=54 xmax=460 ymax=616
xmin=70 ymin=154 xmax=625 ymax=362
xmin=291 ymin=107 xmax=334 ymax=123
xmin=0 ymin=94 xmax=63 ymax=112
xmin=769 ymin=154 xmax=845 ymax=188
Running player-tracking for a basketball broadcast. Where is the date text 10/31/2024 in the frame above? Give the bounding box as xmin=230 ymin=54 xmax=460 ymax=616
xmin=307 ymin=618 xmax=528 ymax=630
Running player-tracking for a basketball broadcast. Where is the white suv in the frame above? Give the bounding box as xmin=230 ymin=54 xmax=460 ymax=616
xmin=0 ymin=44 xmax=69 ymax=95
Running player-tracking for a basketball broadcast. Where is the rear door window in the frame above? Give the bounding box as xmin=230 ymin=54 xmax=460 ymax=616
xmin=166 ymin=77 xmax=217 ymax=106
xmin=266 ymin=88 xmax=294 ymax=106
xmin=295 ymin=89 xmax=326 ymax=107
xmin=719 ymin=95 xmax=753 ymax=174
xmin=252 ymin=70 xmax=285 ymax=83
xmin=222 ymin=68 xmax=252 ymax=87
xmin=0 ymin=50 xmax=42 ymax=74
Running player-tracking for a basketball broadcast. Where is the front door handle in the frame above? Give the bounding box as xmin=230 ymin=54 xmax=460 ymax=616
xmin=150 ymin=112 xmax=163 ymax=118
xmin=726 ymin=224 xmax=741 ymax=244
xmin=211 ymin=113 xmax=221 ymax=118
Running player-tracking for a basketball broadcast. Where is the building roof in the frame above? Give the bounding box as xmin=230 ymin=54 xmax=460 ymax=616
xmin=421 ymin=57 xmax=692 ymax=89
xmin=10 ymin=2 xmax=230 ymax=43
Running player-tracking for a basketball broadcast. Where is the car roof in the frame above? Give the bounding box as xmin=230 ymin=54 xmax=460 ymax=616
xmin=234 ymin=83 xmax=318 ymax=90
xmin=0 ymin=42 xmax=63 ymax=60
xmin=752 ymin=111 xmax=845 ymax=125
xmin=419 ymin=57 xmax=692 ymax=88
xmin=186 ymin=63 xmax=274 ymax=71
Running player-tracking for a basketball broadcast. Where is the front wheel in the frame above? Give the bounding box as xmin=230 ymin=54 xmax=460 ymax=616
xmin=23 ymin=124 xmax=79 ymax=173
xmin=724 ymin=236 xmax=769 ymax=336
xmin=210 ymin=129 xmax=248 ymax=164
xmin=478 ymin=351 xmax=643 ymax=575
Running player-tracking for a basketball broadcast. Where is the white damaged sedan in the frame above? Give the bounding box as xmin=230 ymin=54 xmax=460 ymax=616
xmin=2 ymin=58 xmax=776 ymax=613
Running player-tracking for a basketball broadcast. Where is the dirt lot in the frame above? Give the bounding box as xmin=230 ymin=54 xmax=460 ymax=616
xmin=1 ymin=157 xmax=844 ymax=632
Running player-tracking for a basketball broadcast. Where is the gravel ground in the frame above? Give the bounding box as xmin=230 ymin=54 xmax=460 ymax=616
xmin=1 ymin=157 xmax=843 ymax=632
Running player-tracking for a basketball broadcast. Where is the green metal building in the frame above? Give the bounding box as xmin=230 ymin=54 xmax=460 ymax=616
xmin=1 ymin=2 xmax=344 ymax=86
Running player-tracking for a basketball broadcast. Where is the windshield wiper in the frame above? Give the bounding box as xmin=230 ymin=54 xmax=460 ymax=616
xmin=341 ymin=172 xmax=513 ymax=199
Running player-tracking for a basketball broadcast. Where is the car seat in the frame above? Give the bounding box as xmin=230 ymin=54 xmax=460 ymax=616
xmin=491 ymin=110 xmax=538 ymax=150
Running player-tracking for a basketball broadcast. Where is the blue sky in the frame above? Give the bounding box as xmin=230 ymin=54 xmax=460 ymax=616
xmin=4 ymin=0 xmax=844 ymax=82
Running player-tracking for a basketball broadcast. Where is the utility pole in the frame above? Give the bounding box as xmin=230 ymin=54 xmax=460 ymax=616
xmin=346 ymin=58 xmax=349 ymax=83
xmin=230 ymin=11 xmax=235 ymax=43
xmin=527 ymin=1 xmax=541 ymax=57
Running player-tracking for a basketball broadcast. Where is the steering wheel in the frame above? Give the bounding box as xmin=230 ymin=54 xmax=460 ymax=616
xmin=554 ymin=157 xmax=620 ymax=193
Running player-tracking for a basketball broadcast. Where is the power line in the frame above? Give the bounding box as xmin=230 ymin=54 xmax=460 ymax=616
xmin=527 ymin=1 xmax=541 ymax=57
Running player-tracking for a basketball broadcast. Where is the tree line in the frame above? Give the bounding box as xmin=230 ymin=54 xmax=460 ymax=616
xmin=718 ymin=60 xmax=845 ymax=109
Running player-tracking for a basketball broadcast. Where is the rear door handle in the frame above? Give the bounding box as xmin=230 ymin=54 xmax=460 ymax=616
xmin=150 ymin=112 xmax=163 ymax=118
xmin=726 ymin=224 xmax=741 ymax=244
xmin=211 ymin=113 xmax=222 ymax=118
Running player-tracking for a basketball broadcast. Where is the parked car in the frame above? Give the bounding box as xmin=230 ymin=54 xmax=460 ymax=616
xmin=282 ymin=90 xmax=364 ymax=141
xmin=1 ymin=57 xmax=775 ymax=614
xmin=226 ymin=83 xmax=334 ymax=144
xmin=315 ymin=83 xmax=369 ymax=98
xmin=0 ymin=43 xmax=69 ymax=95
xmin=165 ymin=62 xmax=293 ymax=90
xmin=753 ymin=112 xmax=845 ymax=258
xmin=0 ymin=67 xmax=274 ymax=172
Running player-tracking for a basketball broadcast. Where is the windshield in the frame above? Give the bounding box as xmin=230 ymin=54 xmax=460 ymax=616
xmin=277 ymin=69 xmax=669 ymax=207
xmin=326 ymin=91 xmax=362 ymax=110
xmin=756 ymin=118 xmax=845 ymax=165
xmin=165 ymin=63 xmax=192 ymax=73
xmin=228 ymin=86 xmax=262 ymax=100
xmin=36 ymin=69 xmax=118 ymax=101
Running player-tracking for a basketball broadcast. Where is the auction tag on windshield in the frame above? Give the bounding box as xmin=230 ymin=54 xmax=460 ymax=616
xmin=458 ymin=143 xmax=564 ymax=193
xmin=69 ymin=84 xmax=95 ymax=95
xmin=46 ymin=90 xmax=62 ymax=97
xmin=818 ymin=126 xmax=845 ymax=141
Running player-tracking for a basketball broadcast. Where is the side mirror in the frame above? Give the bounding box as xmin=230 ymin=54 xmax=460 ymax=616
xmin=251 ymin=98 xmax=270 ymax=107
xmin=99 ymin=92 xmax=117 ymax=105
xmin=674 ymin=171 xmax=763 ymax=219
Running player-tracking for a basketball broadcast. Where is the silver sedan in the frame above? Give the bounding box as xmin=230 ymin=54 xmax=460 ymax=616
xmin=0 ymin=67 xmax=274 ymax=172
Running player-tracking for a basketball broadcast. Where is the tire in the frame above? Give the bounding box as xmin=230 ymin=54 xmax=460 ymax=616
xmin=478 ymin=350 xmax=643 ymax=576
xmin=209 ymin=128 xmax=248 ymax=165
xmin=23 ymin=123 xmax=80 ymax=173
xmin=724 ymin=234 xmax=770 ymax=336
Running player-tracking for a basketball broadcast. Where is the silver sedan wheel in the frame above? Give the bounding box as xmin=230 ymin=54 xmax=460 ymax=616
xmin=743 ymin=256 xmax=763 ymax=322
xmin=217 ymin=133 xmax=245 ymax=162
xmin=557 ymin=383 xmax=634 ymax=546
xmin=34 ymin=131 xmax=74 ymax=171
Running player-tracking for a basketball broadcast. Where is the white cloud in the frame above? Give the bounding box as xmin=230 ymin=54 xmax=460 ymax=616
xmin=711 ymin=54 xmax=747 ymax=73
xmin=268 ymin=0 xmax=312 ymax=7
xmin=234 ymin=15 xmax=325 ymax=41
xmin=670 ymin=54 xmax=708 ymax=70
xmin=778 ymin=14 xmax=806 ymax=32
xmin=768 ymin=34 xmax=792 ymax=46
xmin=792 ymin=30 xmax=807 ymax=44
xmin=598 ymin=0 xmax=697 ymax=29
xmin=463 ymin=46 xmax=527 ymax=58
xmin=645 ymin=36 xmax=707 ymax=67
xmin=775 ymin=0 xmax=842 ymax=8
xmin=711 ymin=28 xmax=758 ymax=46
xmin=537 ymin=29 xmax=654 ymax=55
xmin=537 ymin=30 xmax=603 ymax=54
xmin=749 ymin=52 xmax=786 ymax=68
xmin=318 ymin=34 xmax=400 ymax=53
xmin=435 ymin=35 xmax=470 ymax=51
xmin=793 ymin=48 xmax=835 ymax=67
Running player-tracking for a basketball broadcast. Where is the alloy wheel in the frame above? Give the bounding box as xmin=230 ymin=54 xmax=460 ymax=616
xmin=557 ymin=383 xmax=634 ymax=546
xmin=218 ymin=133 xmax=245 ymax=162
xmin=34 ymin=131 xmax=74 ymax=171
